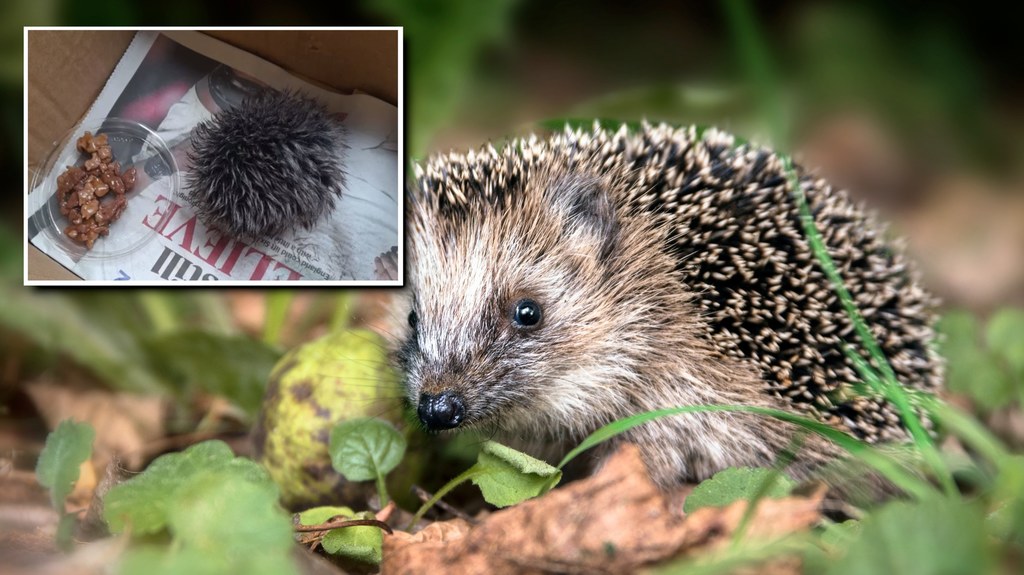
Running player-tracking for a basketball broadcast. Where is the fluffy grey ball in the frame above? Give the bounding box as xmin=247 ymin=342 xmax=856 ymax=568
xmin=185 ymin=89 xmax=347 ymax=238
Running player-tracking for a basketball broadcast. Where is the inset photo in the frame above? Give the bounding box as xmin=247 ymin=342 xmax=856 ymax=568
xmin=25 ymin=28 xmax=402 ymax=285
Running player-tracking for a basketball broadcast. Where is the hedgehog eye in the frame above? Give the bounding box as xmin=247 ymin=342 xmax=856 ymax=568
xmin=511 ymin=299 xmax=543 ymax=329
xmin=408 ymin=310 xmax=418 ymax=329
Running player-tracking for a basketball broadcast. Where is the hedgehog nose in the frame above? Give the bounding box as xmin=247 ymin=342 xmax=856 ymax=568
xmin=417 ymin=391 xmax=465 ymax=430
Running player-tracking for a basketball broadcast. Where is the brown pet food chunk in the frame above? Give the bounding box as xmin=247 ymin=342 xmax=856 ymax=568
xmin=57 ymin=131 xmax=139 ymax=250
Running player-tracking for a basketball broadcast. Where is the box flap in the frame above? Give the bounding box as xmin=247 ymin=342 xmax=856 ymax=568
xmin=205 ymin=30 xmax=398 ymax=105
xmin=27 ymin=30 xmax=136 ymax=169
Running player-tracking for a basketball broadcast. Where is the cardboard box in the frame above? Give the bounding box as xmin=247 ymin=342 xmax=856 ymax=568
xmin=26 ymin=28 xmax=400 ymax=282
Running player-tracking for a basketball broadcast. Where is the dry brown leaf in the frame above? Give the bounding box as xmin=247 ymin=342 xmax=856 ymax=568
xmin=382 ymin=444 xmax=823 ymax=575
xmin=0 ymin=466 xmax=49 ymax=507
xmin=25 ymin=380 xmax=165 ymax=469
xmin=388 ymin=518 xmax=473 ymax=548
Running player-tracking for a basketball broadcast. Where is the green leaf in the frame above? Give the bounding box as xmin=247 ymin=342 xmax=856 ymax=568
xmin=142 ymin=330 xmax=282 ymax=417
xmin=927 ymin=399 xmax=1009 ymax=466
xmin=329 ymin=418 xmax=406 ymax=482
xmin=297 ymin=505 xmax=356 ymax=526
xmin=110 ymin=450 xmax=295 ymax=575
xmin=471 ymin=441 xmax=562 ymax=507
xmin=119 ymin=547 xmax=226 ymax=575
xmin=35 ymin=419 xmax=95 ymax=511
xmin=827 ymin=496 xmax=993 ymax=575
xmin=119 ymin=542 xmax=297 ymax=575
xmin=987 ymin=308 xmax=1024 ymax=377
xmin=320 ymin=511 xmax=384 ymax=566
xmin=297 ymin=506 xmax=383 ymax=565
xmin=166 ymin=472 xmax=293 ymax=558
xmin=103 ymin=440 xmax=273 ymax=534
xmin=321 ymin=525 xmax=383 ymax=566
xmin=683 ymin=467 xmax=796 ymax=513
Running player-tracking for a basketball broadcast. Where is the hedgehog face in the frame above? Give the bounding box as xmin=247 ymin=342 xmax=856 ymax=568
xmin=401 ymin=159 xmax=679 ymax=441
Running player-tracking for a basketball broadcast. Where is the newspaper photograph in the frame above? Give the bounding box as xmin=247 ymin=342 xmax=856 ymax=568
xmin=27 ymin=30 xmax=400 ymax=283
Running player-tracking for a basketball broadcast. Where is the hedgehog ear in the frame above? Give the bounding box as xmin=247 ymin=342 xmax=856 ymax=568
xmin=547 ymin=174 xmax=620 ymax=259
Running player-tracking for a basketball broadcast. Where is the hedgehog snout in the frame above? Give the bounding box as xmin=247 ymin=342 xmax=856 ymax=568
xmin=417 ymin=391 xmax=466 ymax=431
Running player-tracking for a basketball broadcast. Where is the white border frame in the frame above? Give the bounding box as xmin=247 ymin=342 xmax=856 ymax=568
xmin=24 ymin=26 xmax=404 ymax=287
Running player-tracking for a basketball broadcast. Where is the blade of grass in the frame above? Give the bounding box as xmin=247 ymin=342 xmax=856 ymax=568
xmin=721 ymin=0 xmax=787 ymax=145
xmin=557 ymin=404 xmax=934 ymax=500
xmin=720 ymin=0 xmax=953 ymax=495
xmin=788 ymin=158 xmax=954 ymax=495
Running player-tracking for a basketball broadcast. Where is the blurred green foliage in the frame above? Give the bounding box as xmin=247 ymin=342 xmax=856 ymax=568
xmin=368 ymin=0 xmax=518 ymax=159
xmin=788 ymin=4 xmax=1008 ymax=169
xmin=105 ymin=441 xmax=297 ymax=575
xmin=825 ymin=496 xmax=995 ymax=575
xmin=940 ymin=309 xmax=1024 ymax=412
xmin=0 ymin=285 xmax=280 ymax=422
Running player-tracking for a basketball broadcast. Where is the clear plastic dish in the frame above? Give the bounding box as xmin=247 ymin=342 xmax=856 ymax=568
xmin=28 ymin=118 xmax=179 ymax=260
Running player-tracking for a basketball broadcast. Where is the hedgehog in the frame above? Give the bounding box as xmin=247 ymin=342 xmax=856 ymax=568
xmin=185 ymin=89 xmax=347 ymax=238
xmin=397 ymin=122 xmax=942 ymax=488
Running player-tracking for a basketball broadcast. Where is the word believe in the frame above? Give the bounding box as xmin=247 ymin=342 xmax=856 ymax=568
xmin=142 ymin=194 xmax=302 ymax=281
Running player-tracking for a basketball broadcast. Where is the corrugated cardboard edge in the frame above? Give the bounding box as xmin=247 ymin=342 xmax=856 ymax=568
xmin=26 ymin=30 xmax=143 ymax=281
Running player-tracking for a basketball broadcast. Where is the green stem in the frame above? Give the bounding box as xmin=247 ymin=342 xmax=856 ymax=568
xmin=376 ymin=472 xmax=390 ymax=508
xmin=138 ymin=291 xmax=178 ymax=334
xmin=262 ymin=291 xmax=293 ymax=347
xmin=721 ymin=0 xmax=787 ymax=144
xmin=331 ymin=292 xmax=353 ymax=333
xmin=408 ymin=466 xmax=487 ymax=530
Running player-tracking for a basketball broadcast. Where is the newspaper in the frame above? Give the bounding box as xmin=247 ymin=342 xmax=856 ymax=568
xmin=27 ymin=31 xmax=400 ymax=283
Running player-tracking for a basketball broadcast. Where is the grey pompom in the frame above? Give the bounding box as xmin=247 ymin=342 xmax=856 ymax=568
xmin=185 ymin=89 xmax=347 ymax=238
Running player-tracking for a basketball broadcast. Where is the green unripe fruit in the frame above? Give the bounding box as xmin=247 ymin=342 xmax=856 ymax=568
xmin=252 ymin=329 xmax=402 ymax=509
